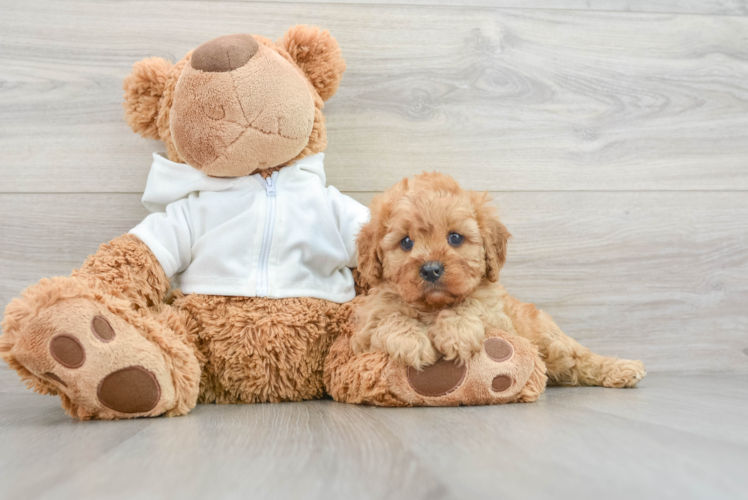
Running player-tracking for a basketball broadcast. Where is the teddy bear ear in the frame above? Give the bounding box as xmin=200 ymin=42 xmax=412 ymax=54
xmin=122 ymin=57 xmax=173 ymax=140
xmin=278 ymin=25 xmax=346 ymax=101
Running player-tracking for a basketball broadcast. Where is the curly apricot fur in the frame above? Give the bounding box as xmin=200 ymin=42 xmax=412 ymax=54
xmin=352 ymin=172 xmax=646 ymax=388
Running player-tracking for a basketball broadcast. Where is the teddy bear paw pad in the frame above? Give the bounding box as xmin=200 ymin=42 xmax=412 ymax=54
xmin=483 ymin=338 xmax=516 ymax=392
xmin=484 ymin=337 xmax=513 ymax=362
xmin=491 ymin=375 xmax=513 ymax=392
xmin=97 ymin=366 xmax=161 ymax=413
xmin=11 ymin=297 xmax=176 ymax=419
xmin=407 ymin=358 xmax=467 ymax=397
xmin=91 ymin=315 xmax=115 ymax=342
xmin=49 ymin=334 xmax=86 ymax=368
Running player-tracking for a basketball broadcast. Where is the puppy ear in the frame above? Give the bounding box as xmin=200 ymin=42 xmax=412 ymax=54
xmin=122 ymin=57 xmax=173 ymax=140
xmin=356 ymin=216 xmax=383 ymax=289
xmin=473 ymin=193 xmax=511 ymax=282
xmin=278 ymin=25 xmax=346 ymax=101
xmin=356 ymin=179 xmax=411 ymax=288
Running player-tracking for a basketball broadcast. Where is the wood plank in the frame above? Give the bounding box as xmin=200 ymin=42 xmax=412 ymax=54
xmin=0 ymin=394 xmax=446 ymax=500
xmin=1 ymin=374 xmax=747 ymax=499
xmin=1 ymin=1 xmax=747 ymax=193
xmin=367 ymin=380 xmax=748 ymax=500
xmin=1 ymin=191 xmax=746 ymax=373
xmin=0 ymin=394 xmax=155 ymax=500
xmin=547 ymin=373 xmax=748 ymax=447
xmin=224 ymin=0 xmax=748 ymax=16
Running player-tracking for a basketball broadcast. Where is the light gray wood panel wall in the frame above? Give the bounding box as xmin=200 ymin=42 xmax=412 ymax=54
xmin=0 ymin=1 xmax=746 ymax=377
xmin=1 ymin=192 xmax=746 ymax=373
xmin=230 ymin=0 xmax=748 ymax=16
xmin=1 ymin=1 xmax=748 ymax=192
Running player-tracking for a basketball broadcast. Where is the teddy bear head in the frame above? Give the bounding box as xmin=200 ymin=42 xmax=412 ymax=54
xmin=123 ymin=25 xmax=345 ymax=177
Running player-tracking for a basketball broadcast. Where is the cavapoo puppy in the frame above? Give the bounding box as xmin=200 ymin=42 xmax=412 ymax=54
xmin=351 ymin=172 xmax=646 ymax=388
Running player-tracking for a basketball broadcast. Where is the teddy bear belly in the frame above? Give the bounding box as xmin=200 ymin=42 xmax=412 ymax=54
xmin=171 ymin=293 xmax=349 ymax=404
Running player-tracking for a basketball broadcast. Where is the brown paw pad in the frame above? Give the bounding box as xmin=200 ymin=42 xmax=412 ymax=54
xmin=485 ymin=338 xmax=513 ymax=362
xmin=49 ymin=334 xmax=85 ymax=368
xmin=97 ymin=366 xmax=161 ymax=414
xmin=491 ymin=375 xmax=513 ymax=392
xmin=407 ymin=358 xmax=467 ymax=397
xmin=91 ymin=316 xmax=115 ymax=342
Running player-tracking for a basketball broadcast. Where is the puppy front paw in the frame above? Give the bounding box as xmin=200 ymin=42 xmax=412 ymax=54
xmin=370 ymin=322 xmax=437 ymax=370
xmin=429 ymin=310 xmax=485 ymax=365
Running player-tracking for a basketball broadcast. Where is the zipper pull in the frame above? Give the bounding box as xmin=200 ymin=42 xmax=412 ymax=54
xmin=265 ymin=175 xmax=276 ymax=196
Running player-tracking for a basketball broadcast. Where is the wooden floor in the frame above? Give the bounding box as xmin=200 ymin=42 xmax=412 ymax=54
xmin=0 ymin=373 xmax=745 ymax=500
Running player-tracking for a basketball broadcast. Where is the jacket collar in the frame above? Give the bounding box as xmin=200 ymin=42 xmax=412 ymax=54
xmin=141 ymin=152 xmax=325 ymax=212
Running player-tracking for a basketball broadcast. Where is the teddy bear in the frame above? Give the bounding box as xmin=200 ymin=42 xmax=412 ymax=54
xmin=0 ymin=26 xmax=371 ymax=419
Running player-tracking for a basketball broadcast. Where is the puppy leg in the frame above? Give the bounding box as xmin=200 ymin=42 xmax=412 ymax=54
xmin=428 ymin=308 xmax=485 ymax=364
xmin=536 ymin=313 xmax=645 ymax=388
xmin=505 ymin=296 xmax=645 ymax=388
xmin=362 ymin=313 xmax=438 ymax=370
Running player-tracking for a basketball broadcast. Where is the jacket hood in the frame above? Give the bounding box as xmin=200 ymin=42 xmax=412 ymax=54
xmin=141 ymin=152 xmax=327 ymax=213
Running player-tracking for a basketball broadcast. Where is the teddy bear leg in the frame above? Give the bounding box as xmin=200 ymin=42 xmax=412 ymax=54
xmin=325 ymin=327 xmax=545 ymax=407
xmin=0 ymin=278 xmax=201 ymax=419
xmin=175 ymin=295 xmax=339 ymax=404
xmin=0 ymin=234 xmax=201 ymax=419
xmin=71 ymin=234 xmax=171 ymax=311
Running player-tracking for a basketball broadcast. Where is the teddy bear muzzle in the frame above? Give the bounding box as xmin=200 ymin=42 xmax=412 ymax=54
xmin=191 ymin=34 xmax=259 ymax=73
xmin=169 ymin=35 xmax=316 ymax=177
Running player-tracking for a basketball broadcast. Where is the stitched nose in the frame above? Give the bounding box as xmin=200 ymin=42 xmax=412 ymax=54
xmin=191 ymin=34 xmax=259 ymax=72
xmin=420 ymin=261 xmax=445 ymax=283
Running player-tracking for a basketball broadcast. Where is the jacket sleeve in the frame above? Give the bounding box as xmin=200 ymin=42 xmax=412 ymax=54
xmin=326 ymin=186 xmax=370 ymax=268
xmin=128 ymin=198 xmax=193 ymax=279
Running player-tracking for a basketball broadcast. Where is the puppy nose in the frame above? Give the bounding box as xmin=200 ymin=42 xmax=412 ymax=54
xmin=191 ymin=34 xmax=259 ymax=72
xmin=420 ymin=261 xmax=445 ymax=283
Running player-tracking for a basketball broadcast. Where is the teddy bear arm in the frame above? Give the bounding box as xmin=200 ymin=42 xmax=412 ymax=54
xmin=72 ymin=233 xmax=170 ymax=311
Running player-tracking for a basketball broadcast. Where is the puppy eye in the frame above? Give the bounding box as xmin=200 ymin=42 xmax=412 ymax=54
xmin=400 ymin=236 xmax=414 ymax=251
xmin=448 ymin=233 xmax=464 ymax=247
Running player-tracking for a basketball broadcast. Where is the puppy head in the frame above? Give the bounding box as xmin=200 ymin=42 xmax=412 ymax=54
xmin=357 ymin=172 xmax=510 ymax=309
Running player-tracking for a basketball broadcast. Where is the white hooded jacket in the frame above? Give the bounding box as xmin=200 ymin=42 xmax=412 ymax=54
xmin=129 ymin=152 xmax=370 ymax=303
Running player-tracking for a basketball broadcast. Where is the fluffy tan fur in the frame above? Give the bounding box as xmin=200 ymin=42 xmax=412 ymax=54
xmin=121 ymin=25 xmax=343 ymax=175
xmin=1 ymin=26 xmax=353 ymax=420
xmin=351 ymin=172 xmax=646 ymax=388
xmin=0 ymin=273 xmax=201 ymax=419
xmin=173 ymin=292 xmax=345 ymax=404
xmin=278 ymin=25 xmax=346 ymax=102
xmin=122 ymin=56 xmax=173 ymax=141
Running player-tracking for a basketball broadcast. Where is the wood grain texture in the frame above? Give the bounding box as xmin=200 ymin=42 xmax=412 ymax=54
xmin=1 ymin=1 xmax=748 ymax=193
xmin=2 ymin=192 xmax=746 ymax=373
xmin=1 ymin=3 xmax=746 ymax=499
xmin=1 ymin=373 xmax=746 ymax=500
xmin=218 ymin=0 xmax=748 ymax=16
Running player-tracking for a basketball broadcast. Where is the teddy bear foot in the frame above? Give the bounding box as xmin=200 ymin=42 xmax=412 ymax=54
xmin=325 ymin=328 xmax=547 ymax=407
xmin=1 ymin=278 xmax=199 ymax=419
xmin=389 ymin=329 xmax=547 ymax=406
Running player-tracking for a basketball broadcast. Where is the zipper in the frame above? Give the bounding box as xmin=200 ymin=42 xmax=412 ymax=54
xmin=254 ymin=171 xmax=278 ymax=297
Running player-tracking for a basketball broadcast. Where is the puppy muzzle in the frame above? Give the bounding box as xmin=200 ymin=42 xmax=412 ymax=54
xmin=420 ymin=261 xmax=445 ymax=283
